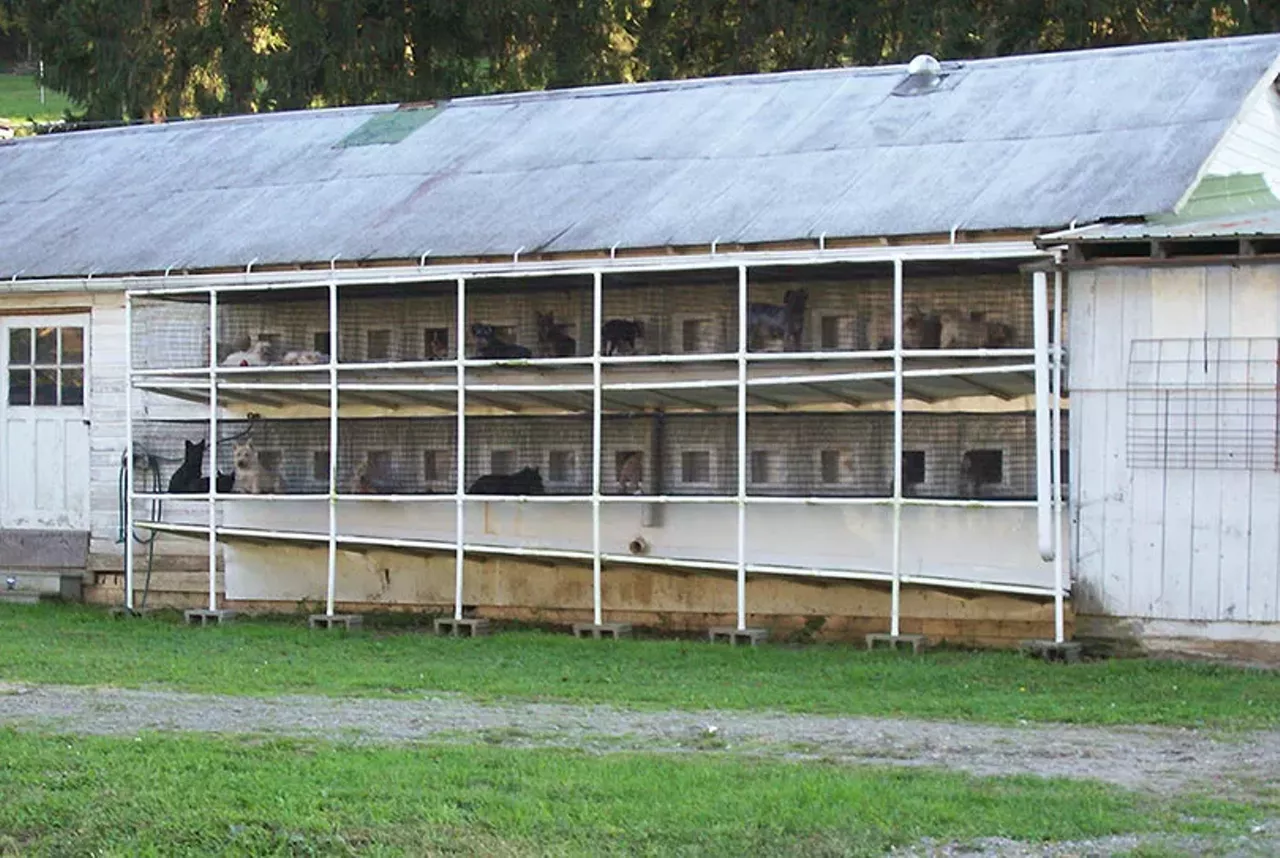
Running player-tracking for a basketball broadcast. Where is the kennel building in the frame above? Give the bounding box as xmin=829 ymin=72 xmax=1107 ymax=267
xmin=3 ymin=34 xmax=1280 ymax=648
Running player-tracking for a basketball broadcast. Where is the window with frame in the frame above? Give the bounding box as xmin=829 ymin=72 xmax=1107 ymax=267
xmin=749 ymin=450 xmax=777 ymax=485
xmin=548 ymin=450 xmax=576 ymax=483
xmin=424 ymin=327 xmax=450 ymax=359
xmin=819 ymin=449 xmax=843 ymax=484
xmin=366 ymin=329 xmax=392 ymax=361
xmin=680 ymin=450 xmax=712 ymax=484
xmin=423 ymin=449 xmax=443 ymax=483
xmin=7 ymin=325 xmax=85 ymax=407
xmin=963 ymin=449 xmax=1003 ymax=485
xmin=903 ymin=450 xmax=926 ymax=486
xmin=490 ymin=449 xmax=516 ymax=475
xmin=312 ymin=450 xmax=329 ymax=481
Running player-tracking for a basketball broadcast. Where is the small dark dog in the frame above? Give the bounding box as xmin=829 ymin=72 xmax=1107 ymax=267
xmin=535 ymin=312 xmax=577 ymax=357
xmin=168 ymin=439 xmax=235 ymax=493
xmin=601 ymin=319 xmax=645 ymax=355
xmin=471 ymin=323 xmax=533 ymax=359
xmin=468 ymin=466 xmax=546 ymax=495
xmin=748 ymin=289 xmax=808 ymax=351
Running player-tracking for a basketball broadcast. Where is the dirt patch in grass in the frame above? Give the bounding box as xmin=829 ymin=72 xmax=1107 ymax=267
xmin=1 ymin=682 xmax=1277 ymax=803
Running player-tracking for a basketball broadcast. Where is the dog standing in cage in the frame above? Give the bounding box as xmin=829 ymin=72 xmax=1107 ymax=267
xmin=535 ymin=312 xmax=577 ymax=357
xmin=616 ymin=452 xmax=643 ymax=494
xmin=471 ymin=323 xmax=533 ymax=359
xmin=232 ymin=440 xmax=285 ymax=494
xmin=747 ymin=289 xmax=808 ymax=351
xmin=601 ymin=319 xmax=645 ymax=355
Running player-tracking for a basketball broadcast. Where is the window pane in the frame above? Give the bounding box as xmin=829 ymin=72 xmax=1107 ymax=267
xmin=681 ymin=451 xmax=710 ymax=483
xmin=35 ymin=327 xmax=57 ymax=364
xmin=8 ymin=369 xmax=30 ymax=405
xmin=60 ymin=327 xmax=84 ymax=364
xmin=60 ymin=369 xmax=84 ymax=406
xmin=34 ymin=369 xmax=57 ymax=405
xmin=8 ymin=328 xmax=31 ymax=365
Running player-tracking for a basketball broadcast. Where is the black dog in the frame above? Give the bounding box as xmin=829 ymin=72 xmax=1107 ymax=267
xmin=747 ymin=289 xmax=808 ymax=351
xmin=471 ymin=323 xmax=533 ymax=359
xmin=468 ymin=466 xmax=545 ymax=495
xmin=168 ymin=439 xmax=235 ymax=494
xmin=601 ymin=319 xmax=645 ymax=355
xmin=536 ymin=312 xmax=577 ymax=357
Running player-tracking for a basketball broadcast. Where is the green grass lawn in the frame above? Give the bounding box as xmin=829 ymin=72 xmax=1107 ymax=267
xmin=2 ymin=604 xmax=1277 ymax=728
xmin=0 ymin=729 xmax=1261 ymax=857
xmin=0 ymin=73 xmax=76 ymax=124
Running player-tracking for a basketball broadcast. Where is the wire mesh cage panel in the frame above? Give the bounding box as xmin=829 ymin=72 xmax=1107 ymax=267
xmin=338 ymin=285 xmax=458 ymax=364
xmin=748 ymin=267 xmax=892 ymax=353
xmin=661 ymin=414 xmax=738 ymax=495
xmin=901 ymin=412 xmax=1039 ymax=500
xmin=211 ymin=418 xmax=330 ymax=495
xmin=337 ymin=417 xmax=457 ymax=494
xmin=899 ymin=266 xmax=1032 ymax=351
xmin=131 ymin=295 xmax=210 ymax=371
xmin=464 ymin=277 xmax=592 ymax=359
xmin=747 ymin=413 xmax=892 ymax=497
xmin=216 ymin=289 xmax=330 ymax=368
xmin=464 ymin=415 xmax=595 ymax=495
xmin=601 ymin=271 xmax=737 ymax=357
xmin=601 ymin=413 xmax=656 ymax=495
xmin=130 ymin=419 xmax=222 ymax=526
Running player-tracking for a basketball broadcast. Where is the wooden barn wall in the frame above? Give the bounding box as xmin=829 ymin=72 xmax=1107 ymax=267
xmin=1070 ymin=263 xmax=1280 ymax=625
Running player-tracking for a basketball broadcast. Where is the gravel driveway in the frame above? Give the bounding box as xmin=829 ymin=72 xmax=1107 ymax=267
xmin=1 ymin=680 xmax=1276 ymax=802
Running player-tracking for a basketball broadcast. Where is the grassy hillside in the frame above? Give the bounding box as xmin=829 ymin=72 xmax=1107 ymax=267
xmin=0 ymin=73 xmax=75 ymax=125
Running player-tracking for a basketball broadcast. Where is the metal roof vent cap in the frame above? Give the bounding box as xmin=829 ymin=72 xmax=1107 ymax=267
xmin=907 ymin=54 xmax=942 ymax=77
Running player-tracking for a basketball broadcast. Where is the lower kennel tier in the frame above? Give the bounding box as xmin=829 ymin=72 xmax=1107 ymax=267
xmin=132 ymin=410 xmax=1066 ymax=501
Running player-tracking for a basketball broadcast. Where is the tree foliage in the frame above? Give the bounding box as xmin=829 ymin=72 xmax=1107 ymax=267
xmin=8 ymin=0 xmax=1280 ymax=121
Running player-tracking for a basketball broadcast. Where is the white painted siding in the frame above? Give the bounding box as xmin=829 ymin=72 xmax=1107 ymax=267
xmin=1201 ymin=62 xmax=1280 ymax=195
xmin=1070 ymin=263 xmax=1280 ymax=623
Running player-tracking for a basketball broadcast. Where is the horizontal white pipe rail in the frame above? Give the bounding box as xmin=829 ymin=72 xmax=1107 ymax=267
xmin=109 ymin=240 xmax=1045 ymax=298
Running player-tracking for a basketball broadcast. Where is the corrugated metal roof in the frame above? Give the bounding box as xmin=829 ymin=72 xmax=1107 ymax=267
xmin=2 ymin=34 xmax=1279 ymax=278
xmin=1040 ymin=208 xmax=1280 ymax=242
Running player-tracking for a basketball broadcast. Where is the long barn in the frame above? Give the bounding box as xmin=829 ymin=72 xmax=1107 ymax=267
xmin=2 ymin=34 xmax=1280 ymax=651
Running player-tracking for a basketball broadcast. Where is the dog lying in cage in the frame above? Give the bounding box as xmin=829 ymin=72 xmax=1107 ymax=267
xmin=869 ymin=305 xmax=942 ymax=350
xmin=938 ymin=311 xmax=1015 ymax=349
xmin=535 ymin=312 xmax=577 ymax=357
xmin=601 ymin=319 xmax=644 ymax=355
xmin=280 ymin=349 xmax=328 ymax=365
xmin=167 ymin=439 xmax=235 ymax=494
xmin=231 ymin=440 xmax=285 ymax=494
xmin=467 ymin=466 xmax=545 ymax=495
xmin=747 ymin=289 xmax=808 ymax=351
xmin=221 ymin=337 xmax=274 ymax=367
xmin=471 ymin=323 xmax=533 ymax=359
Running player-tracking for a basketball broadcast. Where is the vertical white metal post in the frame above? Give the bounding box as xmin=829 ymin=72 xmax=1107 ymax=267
xmin=736 ymin=264 xmax=748 ymax=631
xmin=1033 ymin=271 xmax=1054 ymax=563
xmin=325 ymin=278 xmax=339 ymax=617
xmin=591 ymin=271 xmax=603 ymax=627
xmin=207 ymin=289 xmax=219 ymax=612
xmin=454 ymin=276 xmax=467 ymax=621
xmin=891 ymin=258 xmax=904 ymax=637
xmin=123 ymin=292 xmax=135 ymax=611
xmin=1052 ymin=263 xmax=1065 ymax=643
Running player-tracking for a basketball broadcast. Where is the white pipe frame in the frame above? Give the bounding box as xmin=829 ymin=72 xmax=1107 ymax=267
xmin=891 ymin=257 xmax=904 ymax=637
xmin=1052 ymin=256 xmax=1066 ymax=643
xmin=123 ymin=292 xmax=135 ymax=611
xmin=122 ymin=240 xmax=1066 ymax=614
xmin=591 ymin=271 xmax=604 ymax=626
xmin=207 ymin=290 xmax=219 ymax=611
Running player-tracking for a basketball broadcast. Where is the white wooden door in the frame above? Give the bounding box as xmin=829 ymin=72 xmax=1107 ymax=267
xmin=0 ymin=316 xmax=91 ymax=530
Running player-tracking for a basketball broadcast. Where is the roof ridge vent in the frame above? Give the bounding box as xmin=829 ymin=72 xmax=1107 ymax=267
xmin=892 ymin=54 xmax=957 ymax=97
xmin=907 ymin=54 xmax=942 ymax=77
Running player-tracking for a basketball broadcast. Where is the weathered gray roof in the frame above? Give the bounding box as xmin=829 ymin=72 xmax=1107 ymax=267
xmin=1041 ymin=209 xmax=1280 ymax=242
xmin=2 ymin=34 xmax=1279 ymax=279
